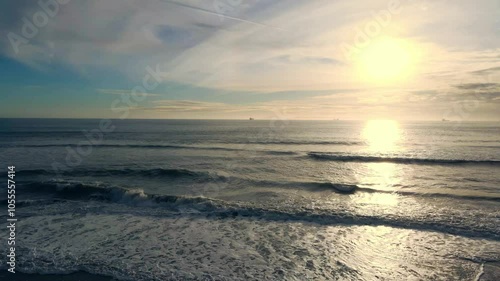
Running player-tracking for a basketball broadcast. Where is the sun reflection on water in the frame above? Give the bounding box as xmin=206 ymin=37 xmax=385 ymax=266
xmin=356 ymin=120 xmax=403 ymax=205
xmin=363 ymin=120 xmax=400 ymax=152
xmin=363 ymin=163 xmax=400 ymax=191
xmin=353 ymin=162 xmax=401 ymax=206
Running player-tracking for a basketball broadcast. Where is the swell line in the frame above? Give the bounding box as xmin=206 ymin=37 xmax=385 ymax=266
xmin=15 ymin=170 xmax=500 ymax=203
xmin=3 ymin=143 xmax=300 ymax=155
xmin=2 ymin=140 xmax=362 ymax=148
xmin=19 ymin=168 xmax=226 ymax=182
xmin=308 ymin=152 xmax=500 ymax=166
xmin=11 ymin=181 xmax=500 ymax=241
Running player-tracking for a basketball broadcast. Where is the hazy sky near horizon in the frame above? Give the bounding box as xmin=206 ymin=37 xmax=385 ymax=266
xmin=0 ymin=0 xmax=499 ymax=120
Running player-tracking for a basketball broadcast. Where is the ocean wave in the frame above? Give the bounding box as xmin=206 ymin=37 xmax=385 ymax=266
xmin=17 ymin=168 xmax=500 ymax=202
xmin=5 ymin=143 xmax=233 ymax=150
xmin=17 ymin=169 xmax=365 ymax=196
xmin=20 ymin=168 xmax=227 ymax=182
xmin=17 ymin=177 xmax=500 ymax=206
xmin=4 ymin=143 xmax=300 ymax=156
xmin=307 ymin=152 xmax=500 ymax=165
xmin=230 ymin=140 xmax=363 ymax=145
xmin=17 ymin=180 xmax=224 ymax=210
xmin=26 ymin=140 xmax=361 ymax=146
xmin=354 ymin=186 xmax=500 ymax=202
xmin=270 ymin=181 xmax=500 ymax=202
xmin=13 ymin=180 xmax=500 ymax=240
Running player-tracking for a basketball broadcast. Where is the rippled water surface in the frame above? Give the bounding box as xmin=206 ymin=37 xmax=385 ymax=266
xmin=1 ymin=119 xmax=499 ymax=280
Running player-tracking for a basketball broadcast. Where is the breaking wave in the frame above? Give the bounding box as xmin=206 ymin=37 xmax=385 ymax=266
xmin=11 ymin=180 xmax=500 ymax=240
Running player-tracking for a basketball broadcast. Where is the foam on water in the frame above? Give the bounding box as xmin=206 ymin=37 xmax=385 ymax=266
xmin=10 ymin=180 xmax=500 ymax=240
xmin=2 ymin=199 xmax=499 ymax=281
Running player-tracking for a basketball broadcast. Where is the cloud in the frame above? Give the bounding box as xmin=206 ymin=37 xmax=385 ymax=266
xmin=98 ymin=89 xmax=160 ymax=97
xmin=148 ymin=100 xmax=228 ymax=111
xmin=454 ymin=83 xmax=500 ymax=90
xmin=268 ymin=55 xmax=342 ymax=65
xmin=158 ymin=0 xmax=286 ymax=31
xmin=1 ymin=0 xmax=499 ymax=120
xmin=471 ymin=66 xmax=500 ymax=75
xmin=2 ymin=0 xmax=498 ymax=92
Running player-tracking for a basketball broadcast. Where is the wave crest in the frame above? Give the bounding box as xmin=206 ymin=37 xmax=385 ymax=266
xmin=14 ymin=180 xmax=500 ymax=240
xmin=21 ymin=168 xmax=227 ymax=181
xmin=308 ymin=152 xmax=500 ymax=165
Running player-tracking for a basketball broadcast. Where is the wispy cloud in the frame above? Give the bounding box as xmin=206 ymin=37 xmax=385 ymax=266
xmin=98 ymin=89 xmax=161 ymax=97
xmin=471 ymin=66 xmax=500 ymax=76
xmin=1 ymin=0 xmax=499 ymax=119
xmin=158 ymin=0 xmax=286 ymax=31
xmin=454 ymin=83 xmax=500 ymax=90
xmin=149 ymin=100 xmax=228 ymax=111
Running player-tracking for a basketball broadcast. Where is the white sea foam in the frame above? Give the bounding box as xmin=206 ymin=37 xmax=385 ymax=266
xmin=3 ymin=199 xmax=499 ymax=281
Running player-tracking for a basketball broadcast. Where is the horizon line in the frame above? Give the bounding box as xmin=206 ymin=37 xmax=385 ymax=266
xmin=1 ymin=117 xmax=499 ymax=122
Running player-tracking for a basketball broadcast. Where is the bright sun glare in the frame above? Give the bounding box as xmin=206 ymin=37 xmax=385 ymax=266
xmin=363 ymin=120 xmax=400 ymax=152
xmin=357 ymin=38 xmax=417 ymax=83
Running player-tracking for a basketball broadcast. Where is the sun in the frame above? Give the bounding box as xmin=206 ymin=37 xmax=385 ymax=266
xmin=357 ymin=38 xmax=418 ymax=83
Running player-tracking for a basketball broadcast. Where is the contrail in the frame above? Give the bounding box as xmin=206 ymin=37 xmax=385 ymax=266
xmin=158 ymin=0 xmax=286 ymax=31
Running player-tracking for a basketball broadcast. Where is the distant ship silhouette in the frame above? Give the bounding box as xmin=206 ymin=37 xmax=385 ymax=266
xmin=249 ymin=117 xmax=254 ymax=120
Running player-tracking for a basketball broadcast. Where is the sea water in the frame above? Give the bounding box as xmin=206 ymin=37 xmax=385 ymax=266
xmin=0 ymin=118 xmax=499 ymax=280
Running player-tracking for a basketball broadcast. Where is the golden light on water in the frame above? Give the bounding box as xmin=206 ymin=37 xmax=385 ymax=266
xmin=354 ymin=163 xmax=401 ymax=206
xmin=364 ymin=163 xmax=400 ymax=191
xmin=357 ymin=38 xmax=418 ymax=83
xmin=358 ymin=120 xmax=408 ymax=206
xmin=363 ymin=119 xmax=400 ymax=152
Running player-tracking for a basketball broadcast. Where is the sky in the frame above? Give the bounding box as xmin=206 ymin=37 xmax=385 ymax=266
xmin=0 ymin=0 xmax=499 ymax=120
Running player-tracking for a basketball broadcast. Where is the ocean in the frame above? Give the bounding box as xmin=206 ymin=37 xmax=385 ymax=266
xmin=1 ymin=118 xmax=499 ymax=280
